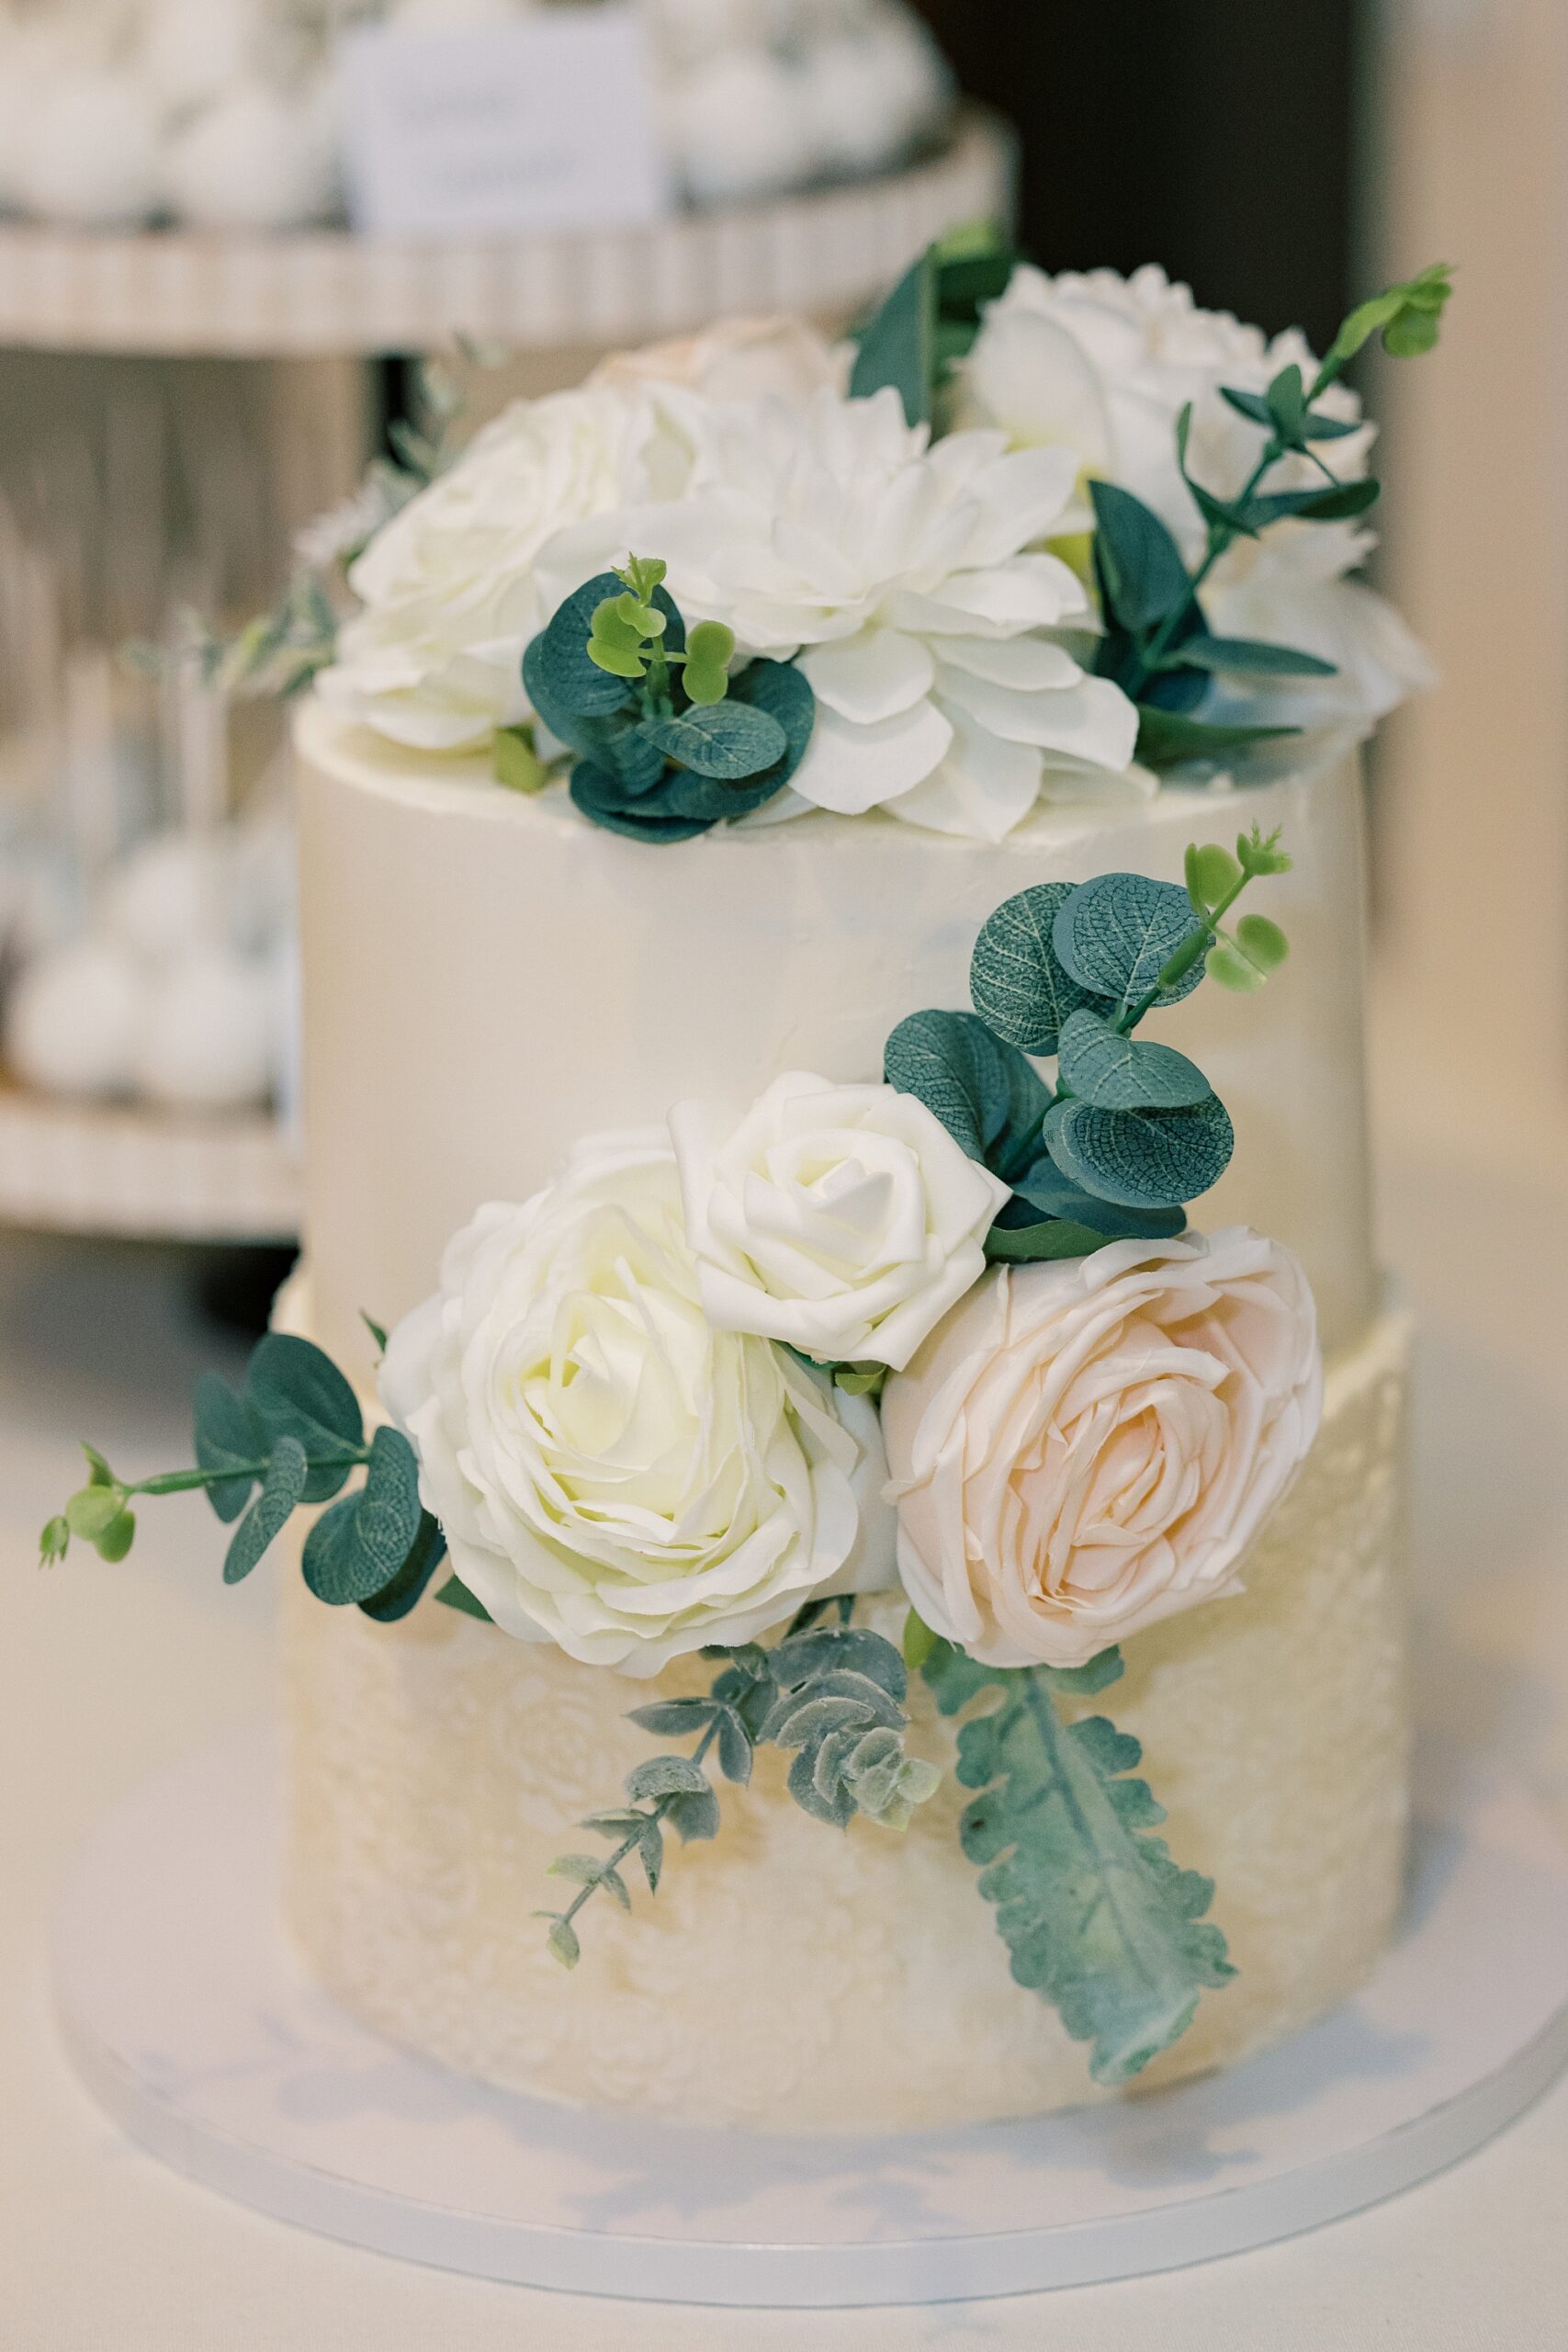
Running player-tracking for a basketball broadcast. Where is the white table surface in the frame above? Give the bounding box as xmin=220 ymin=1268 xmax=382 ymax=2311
xmin=6 ymin=1094 xmax=1568 ymax=2350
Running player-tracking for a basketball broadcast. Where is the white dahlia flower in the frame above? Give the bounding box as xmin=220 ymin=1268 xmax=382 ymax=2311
xmin=535 ymin=385 xmax=1142 ymax=839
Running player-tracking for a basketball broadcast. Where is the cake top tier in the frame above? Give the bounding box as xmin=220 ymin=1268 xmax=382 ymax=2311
xmin=243 ymin=251 xmax=1445 ymax=848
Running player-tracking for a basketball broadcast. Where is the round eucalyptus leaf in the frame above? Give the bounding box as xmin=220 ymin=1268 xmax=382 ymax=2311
xmin=640 ymin=700 xmax=786 ymax=780
xmin=1185 ymin=841 xmax=1242 ymax=910
xmin=1007 ymin=1154 xmax=1187 ymax=1238
xmin=247 ymin=1333 xmax=362 ymax=1501
xmin=95 ymin=1509 xmax=137 ymax=1563
xmin=884 ymin=1009 xmax=1048 ymax=1173
xmin=969 ymin=882 xmax=1097 ymax=1053
xmin=570 ymin=763 xmax=714 ymax=843
xmin=1052 ymin=873 xmax=1207 ymax=1012
xmin=1206 ymin=942 xmax=1265 ymax=993
xmin=1043 ymin=1093 xmax=1235 ymax=1208
xmin=1235 ymin=911 xmax=1289 ymax=972
xmin=223 ymin=1432 xmax=309 ymax=1586
xmin=730 ymin=656 xmax=815 ymax=781
xmin=1056 ymin=1007 xmax=1212 ymax=1111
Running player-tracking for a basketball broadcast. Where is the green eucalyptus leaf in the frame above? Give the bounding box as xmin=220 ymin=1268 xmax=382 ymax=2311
xmin=193 ymin=1372 xmax=266 ymax=1523
xmin=1134 ymin=707 xmax=1300 ymax=772
xmin=1207 ymin=943 xmax=1262 ymax=992
xmin=246 ymin=1333 xmax=362 ymax=1501
xmin=626 ymin=1755 xmax=710 ymax=1804
xmin=570 ymin=763 xmax=714 ymax=842
xmin=970 ymin=881 xmax=1099 ymax=1054
xmin=544 ymin=1916 xmax=581 ymax=1969
xmin=1088 ymin=480 xmax=1192 ymax=632
xmin=493 ymin=724 xmax=547 ymax=795
xmin=96 ymin=1509 xmax=137 ymax=1563
xmin=640 ymin=700 xmax=786 ymax=780
xmin=434 ymin=1574 xmax=493 ymax=1622
xmin=1043 ymin=1094 xmax=1235 ymax=1209
xmin=1052 ymin=873 xmax=1207 ymax=1014
xmin=357 ymin=1510 xmax=446 ymax=1623
xmin=626 ymin=1697 xmax=719 ymax=1739
xmin=1176 ymin=634 xmax=1337 ymax=680
xmin=1005 ymin=1155 xmax=1186 ymax=1239
xmin=224 ymin=1432 xmax=308 ymax=1585
xmin=662 ymin=1782 xmax=721 ymax=1844
xmin=849 ymin=248 xmax=935 ymax=426
xmin=1185 ymin=842 xmax=1242 ymax=910
xmin=1235 ymin=911 xmax=1289 ymax=972
xmin=82 ymin=1442 xmax=114 ymax=1487
xmin=885 ymin=1008 xmax=1050 ymax=1180
xmin=300 ymin=1424 xmax=423 ymax=1606
xmin=1246 ymin=478 xmax=1380 ymax=528
xmin=1056 ymin=1007 xmax=1212 ymax=1111
xmin=66 ymin=1487 xmax=124 ymax=1540
xmin=984 ymin=1216 xmax=1110 ymax=1263
xmin=728 ymin=656 xmax=814 ymax=776
xmin=526 ymin=573 xmax=642 ymax=722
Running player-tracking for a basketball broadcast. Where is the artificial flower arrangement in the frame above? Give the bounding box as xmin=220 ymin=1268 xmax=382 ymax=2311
xmin=52 ymin=240 xmax=1449 ymax=2089
xmin=50 ymin=807 xmax=1324 ymax=2086
xmin=196 ymin=237 xmax=1449 ymax=847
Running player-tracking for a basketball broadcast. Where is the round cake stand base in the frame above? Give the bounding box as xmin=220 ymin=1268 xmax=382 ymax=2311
xmin=54 ymin=1724 xmax=1568 ymax=2309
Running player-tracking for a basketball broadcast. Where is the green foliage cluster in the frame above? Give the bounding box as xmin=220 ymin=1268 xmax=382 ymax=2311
xmin=538 ymin=1618 xmax=940 ymax=1967
xmin=521 ymin=556 xmax=814 ymax=842
xmin=851 ymin=248 xmax=1452 ymax=775
xmin=885 ymin=825 xmax=1292 ymax=1263
xmin=917 ymin=1629 xmax=1235 ymax=2086
xmin=39 ymin=1335 xmax=446 ymax=1623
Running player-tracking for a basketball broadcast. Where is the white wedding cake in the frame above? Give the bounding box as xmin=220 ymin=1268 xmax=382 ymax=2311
xmin=47 ymin=252 xmax=1448 ymax=2136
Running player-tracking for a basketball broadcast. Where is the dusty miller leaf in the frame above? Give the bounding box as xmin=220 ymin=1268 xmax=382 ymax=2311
xmin=921 ymin=1644 xmax=1234 ymax=2085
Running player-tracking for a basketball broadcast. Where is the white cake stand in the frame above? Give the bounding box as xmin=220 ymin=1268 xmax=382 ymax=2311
xmin=53 ymin=1724 xmax=1568 ymax=2309
xmin=0 ymin=114 xmax=1010 ymax=359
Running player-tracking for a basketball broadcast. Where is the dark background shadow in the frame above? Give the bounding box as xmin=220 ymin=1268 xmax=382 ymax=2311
xmin=911 ymin=0 xmax=1361 ymax=351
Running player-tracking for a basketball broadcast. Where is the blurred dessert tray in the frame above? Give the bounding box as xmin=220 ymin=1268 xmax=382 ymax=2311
xmin=0 ymin=110 xmax=1011 ymax=359
xmin=0 ymin=1080 xmax=298 ymax=1242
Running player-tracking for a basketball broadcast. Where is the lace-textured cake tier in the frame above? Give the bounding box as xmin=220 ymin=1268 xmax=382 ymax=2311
xmin=283 ymin=1306 xmax=1409 ymax=2132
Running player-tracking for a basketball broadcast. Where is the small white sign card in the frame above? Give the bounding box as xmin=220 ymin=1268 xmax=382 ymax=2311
xmin=339 ymin=9 xmax=671 ymax=239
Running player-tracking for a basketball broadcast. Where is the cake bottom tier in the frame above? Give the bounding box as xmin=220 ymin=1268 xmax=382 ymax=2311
xmin=282 ymin=1307 xmax=1411 ymax=2135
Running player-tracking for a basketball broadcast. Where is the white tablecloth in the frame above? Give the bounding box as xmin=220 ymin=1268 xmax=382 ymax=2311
xmin=5 ymin=1104 xmax=1568 ymax=2349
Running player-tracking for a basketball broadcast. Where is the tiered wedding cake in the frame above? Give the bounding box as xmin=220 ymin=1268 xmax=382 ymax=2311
xmin=47 ymin=250 xmax=1448 ymax=2135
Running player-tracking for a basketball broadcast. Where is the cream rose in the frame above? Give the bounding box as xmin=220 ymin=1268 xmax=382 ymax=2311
xmin=589 ymin=315 xmax=848 ymax=404
xmin=378 ymin=1132 xmax=895 ymax=1674
xmin=670 ymin=1073 xmax=1010 ymax=1370
xmin=882 ymin=1230 xmax=1322 ymax=1668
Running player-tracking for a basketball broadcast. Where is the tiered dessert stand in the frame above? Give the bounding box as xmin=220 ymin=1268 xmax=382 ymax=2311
xmin=0 ymin=109 xmax=1013 ymax=1247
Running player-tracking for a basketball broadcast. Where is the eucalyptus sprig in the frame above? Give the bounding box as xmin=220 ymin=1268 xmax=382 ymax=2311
xmin=521 ymin=556 xmax=815 ymax=842
xmin=39 ymin=1335 xmax=449 ymax=1623
xmin=585 ymin=556 xmax=737 ymax=708
xmin=539 ymin=1621 xmax=941 ymax=1967
xmin=849 ymin=244 xmax=1451 ymax=775
xmin=886 ymin=828 xmax=1292 ymax=1264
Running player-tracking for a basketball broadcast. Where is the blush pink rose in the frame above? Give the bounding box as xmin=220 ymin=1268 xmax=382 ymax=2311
xmin=881 ymin=1229 xmax=1323 ymax=1669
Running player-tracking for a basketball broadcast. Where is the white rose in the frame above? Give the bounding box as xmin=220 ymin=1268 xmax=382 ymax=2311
xmin=882 ymin=1229 xmax=1322 ymax=1669
xmin=589 ymin=315 xmax=848 ymax=405
xmin=315 ymin=383 xmax=694 ymax=753
xmin=958 ymin=266 xmax=1373 ymax=557
xmin=379 ymin=1132 xmax=896 ymax=1674
xmin=669 ymin=1073 xmax=1010 ymax=1371
xmin=535 ymin=385 xmax=1141 ymax=841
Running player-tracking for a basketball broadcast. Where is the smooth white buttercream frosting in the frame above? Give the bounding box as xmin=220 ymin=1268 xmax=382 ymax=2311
xmin=294 ymin=701 xmax=1378 ymax=1376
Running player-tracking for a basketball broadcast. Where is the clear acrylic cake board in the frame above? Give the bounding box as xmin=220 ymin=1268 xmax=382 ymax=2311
xmin=53 ymin=1724 xmax=1568 ymax=2309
